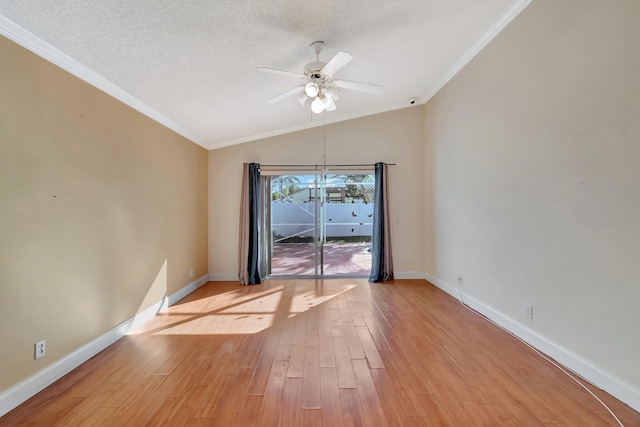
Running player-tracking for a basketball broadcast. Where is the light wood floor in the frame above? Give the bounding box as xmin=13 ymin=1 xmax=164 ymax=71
xmin=2 ymin=279 xmax=639 ymax=426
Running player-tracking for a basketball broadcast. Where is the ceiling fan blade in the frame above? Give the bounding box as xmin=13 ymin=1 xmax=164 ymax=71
xmin=257 ymin=67 xmax=306 ymax=79
xmin=320 ymin=52 xmax=353 ymax=76
xmin=267 ymin=85 xmax=305 ymax=104
xmin=334 ymin=79 xmax=383 ymax=94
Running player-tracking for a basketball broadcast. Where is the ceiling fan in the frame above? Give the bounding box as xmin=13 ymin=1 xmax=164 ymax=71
xmin=257 ymin=41 xmax=383 ymax=114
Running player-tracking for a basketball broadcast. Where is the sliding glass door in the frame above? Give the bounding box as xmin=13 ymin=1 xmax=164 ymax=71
xmin=265 ymin=174 xmax=321 ymax=276
xmin=262 ymin=172 xmax=374 ymax=278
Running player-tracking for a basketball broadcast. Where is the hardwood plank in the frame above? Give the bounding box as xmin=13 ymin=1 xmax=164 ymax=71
xmin=286 ymin=312 xmax=307 ymax=378
xmin=364 ymin=315 xmax=391 ymax=351
xmin=318 ymin=324 xmax=336 ymax=368
xmin=426 ymin=380 xmax=480 ymax=426
xmin=214 ymin=368 xmax=256 ymax=425
xmin=352 ymin=358 xmax=388 ymax=427
xmin=194 ymin=349 xmax=244 ymax=418
xmin=12 ymin=396 xmax=87 ymax=426
xmin=164 ymin=342 xmax=216 ymax=398
xmin=273 ymin=314 xmax=295 ymax=361
xmin=2 ymin=279 xmax=639 ymax=427
xmin=371 ymin=366 xmax=422 ymax=418
xmin=278 ymin=377 xmax=303 ymax=427
xmin=337 ymin=296 xmax=353 ymax=322
xmin=320 ymin=367 xmax=345 ymax=426
xmin=305 ymin=306 xmax=320 ymax=348
xmin=413 ymin=393 xmax=459 ymax=426
xmin=346 ymin=299 xmax=367 ymax=327
xmin=257 ymin=360 xmax=289 ymax=427
xmin=342 ymin=321 xmax=365 ymax=360
xmin=462 ymin=401 xmax=511 ymax=427
xmin=144 ymin=396 xmax=186 ymax=426
xmin=238 ymin=330 xmax=266 ymax=370
xmin=332 ymin=335 xmax=357 ymax=389
xmin=481 ymin=403 xmax=534 ymax=427
xmin=329 ymin=307 xmax=345 ymax=337
xmin=302 ymin=345 xmax=321 ymax=409
xmin=318 ymin=301 xmax=331 ymax=326
xmin=340 ymin=388 xmax=366 ymax=427
xmin=301 ymin=409 xmax=322 ymax=427
xmin=356 ymin=326 xmax=385 ymax=369
xmin=230 ymin=395 xmax=262 ymax=427
xmin=246 ymin=324 xmax=285 ymax=395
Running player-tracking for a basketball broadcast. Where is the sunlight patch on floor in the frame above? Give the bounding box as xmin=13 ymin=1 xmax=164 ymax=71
xmin=130 ymin=282 xmax=358 ymax=335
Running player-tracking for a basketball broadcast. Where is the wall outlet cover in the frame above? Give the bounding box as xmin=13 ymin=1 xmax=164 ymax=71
xmin=35 ymin=340 xmax=46 ymax=360
xmin=525 ymin=305 xmax=534 ymax=319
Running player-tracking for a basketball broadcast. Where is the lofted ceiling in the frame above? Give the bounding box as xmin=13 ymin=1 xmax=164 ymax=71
xmin=0 ymin=0 xmax=530 ymax=150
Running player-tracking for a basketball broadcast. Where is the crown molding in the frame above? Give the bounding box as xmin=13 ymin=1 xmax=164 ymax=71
xmin=0 ymin=14 xmax=209 ymax=149
xmin=420 ymin=0 xmax=533 ymax=104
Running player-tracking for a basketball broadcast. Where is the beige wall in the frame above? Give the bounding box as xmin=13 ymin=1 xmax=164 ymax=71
xmin=0 ymin=36 xmax=208 ymax=391
xmin=4 ymin=0 xmax=638 ymax=410
xmin=425 ymin=0 xmax=640 ymax=399
xmin=209 ymin=107 xmax=426 ymax=278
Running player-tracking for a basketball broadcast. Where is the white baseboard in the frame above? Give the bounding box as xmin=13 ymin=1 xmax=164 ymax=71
xmin=424 ymin=272 xmax=458 ymax=297
xmin=209 ymin=272 xmax=428 ymax=281
xmin=393 ymin=271 xmax=428 ymax=280
xmin=424 ymin=272 xmax=640 ymax=414
xmin=167 ymin=274 xmax=209 ymax=306
xmin=209 ymin=273 xmax=238 ymax=281
xmin=0 ymin=317 xmax=133 ymax=418
xmin=0 ymin=274 xmax=210 ymax=418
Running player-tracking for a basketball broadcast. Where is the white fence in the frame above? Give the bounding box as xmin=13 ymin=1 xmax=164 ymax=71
xmin=271 ymin=202 xmax=374 ymax=240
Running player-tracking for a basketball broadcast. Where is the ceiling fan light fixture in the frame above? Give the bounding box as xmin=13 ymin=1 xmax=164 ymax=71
xmin=297 ymin=92 xmax=308 ymax=106
xmin=260 ymin=41 xmax=382 ymax=115
xmin=325 ymin=87 xmax=339 ymax=100
xmin=311 ymin=97 xmax=325 ymax=114
xmin=305 ymin=82 xmax=319 ymax=97
xmin=323 ymin=93 xmax=336 ymax=111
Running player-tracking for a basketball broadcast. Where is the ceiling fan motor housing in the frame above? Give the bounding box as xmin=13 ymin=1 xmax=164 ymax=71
xmin=305 ymin=65 xmax=334 ymax=91
xmin=304 ymin=61 xmax=326 ymax=74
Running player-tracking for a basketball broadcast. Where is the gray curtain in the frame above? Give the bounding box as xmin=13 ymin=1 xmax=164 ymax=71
xmin=369 ymin=162 xmax=394 ymax=282
xmin=238 ymin=163 xmax=261 ymax=285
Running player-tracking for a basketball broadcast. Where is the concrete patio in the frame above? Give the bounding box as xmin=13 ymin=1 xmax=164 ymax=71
xmin=270 ymin=241 xmax=371 ymax=276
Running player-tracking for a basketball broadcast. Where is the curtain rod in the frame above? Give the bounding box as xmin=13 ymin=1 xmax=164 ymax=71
xmin=259 ymin=163 xmax=395 ymax=168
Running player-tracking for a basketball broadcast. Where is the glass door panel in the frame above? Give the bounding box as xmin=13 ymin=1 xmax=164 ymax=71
xmin=268 ymin=174 xmax=319 ymax=276
xmin=322 ymin=174 xmax=374 ymax=276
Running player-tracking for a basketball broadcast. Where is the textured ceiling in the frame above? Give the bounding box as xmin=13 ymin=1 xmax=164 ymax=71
xmin=0 ymin=0 xmax=530 ymax=149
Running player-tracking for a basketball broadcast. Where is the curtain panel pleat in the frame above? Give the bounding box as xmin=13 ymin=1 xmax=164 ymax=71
xmin=238 ymin=163 xmax=261 ymax=285
xmin=369 ymin=162 xmax=394 ymax=282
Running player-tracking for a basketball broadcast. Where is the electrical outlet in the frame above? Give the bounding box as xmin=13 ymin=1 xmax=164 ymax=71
xmin=35 ymin=340 xmax=46 ymax=359
xmin=525 ymin=305 xmax=534 ymax=320
xmin=189 ymin=268 xmax=194 ymax=278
